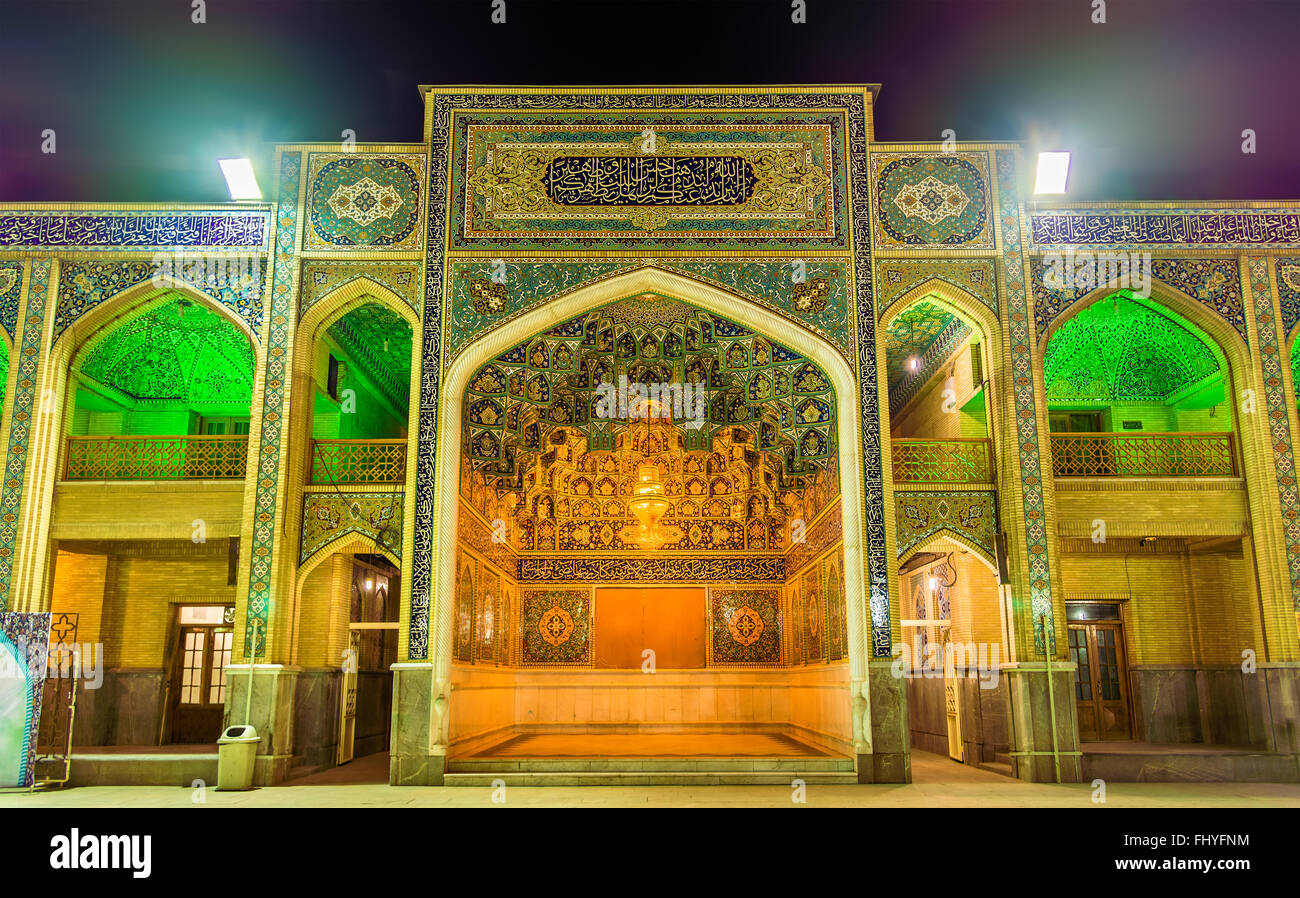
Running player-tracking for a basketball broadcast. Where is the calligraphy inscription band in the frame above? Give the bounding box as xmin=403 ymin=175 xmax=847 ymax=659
xmin=1030 ymin=212 xmax=1300 ymax=247
xmin=545 ymin=156 xmax=758 ymax=206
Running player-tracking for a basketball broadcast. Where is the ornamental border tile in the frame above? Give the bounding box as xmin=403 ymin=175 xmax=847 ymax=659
xmin=0 ymin=210 xmax=270 ymax=251
xmin=1247 ymin=257 xmax=1300 ymax=609
xmin=0 ymin=260 xmax=51 ymax=604
xmin=242 ymin=153 xmax=300 ymax=657
xmin=996 ymin=150 xmax=1054 ymax=654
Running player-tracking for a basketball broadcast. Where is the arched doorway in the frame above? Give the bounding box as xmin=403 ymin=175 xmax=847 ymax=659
xmin=430 ymin=269 xmax=872 ymax=780
xmin=45 ymin=288 xmax=257 ymax=748
xmin=881 ymin=283 xmax=1010 ymax=774
xmin=286 ymin=292 xmax=416 ymax=778
xmin=1042 ymin=287 xmax=1266 ymax=746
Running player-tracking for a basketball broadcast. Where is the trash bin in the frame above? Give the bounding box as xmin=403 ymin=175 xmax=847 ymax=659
xmin=217 ymin=724 xmax=259 ymax=791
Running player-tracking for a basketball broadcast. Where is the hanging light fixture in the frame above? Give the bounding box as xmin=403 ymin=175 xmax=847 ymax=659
xmin=619 ymin=397 xmax=682 ymax=550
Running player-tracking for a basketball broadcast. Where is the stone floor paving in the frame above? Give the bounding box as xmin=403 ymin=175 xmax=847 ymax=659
xmin=4 ymin=751 xmax=1299 ymax=808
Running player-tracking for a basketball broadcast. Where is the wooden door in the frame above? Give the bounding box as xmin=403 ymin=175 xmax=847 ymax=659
xmin=1068 ymin=621 xmax=1131 ymax=741
xmin=941 ymin=630 xmax=964 ymax=762
xmin=169 ymin=607 xmax=234 ymax=744
xmin=338 ymin=629 xmax=360 ymax=765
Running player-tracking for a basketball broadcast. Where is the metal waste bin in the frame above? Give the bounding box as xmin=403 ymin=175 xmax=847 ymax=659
xmin=217 ymin=724 xmax=259 ymax=791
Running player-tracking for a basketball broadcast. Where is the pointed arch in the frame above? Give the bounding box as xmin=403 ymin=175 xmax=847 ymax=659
xmin=58 ymin=276 xmax=260 ymax=362
xmin=297 ymin=531 xmax=401 ymax=590
xmin=898 ymin=528 xmax=998 ymax=575
xmin=432 ymin=265 xmax=873 ymax=724
xmin=297 ymin=276 xmax=419 ymax=345
xmin=1037 ymin=277 xmax=1246 ymax=367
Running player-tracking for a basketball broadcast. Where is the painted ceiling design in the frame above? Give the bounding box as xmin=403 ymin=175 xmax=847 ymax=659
xmin=327 ymin=303 xmax=413 ymax=414
xmin=1043 ymin=295 xmax=1222 ymax=403
xmin=78 ymin=298 xmax=255 ymax=405
xmin=883 ymin=300 xmax=972 ymax=412
xmin=463 ymin=295 xmax=836 ymax=486
xmin=0 ymin=341 xmax=8 ymax=407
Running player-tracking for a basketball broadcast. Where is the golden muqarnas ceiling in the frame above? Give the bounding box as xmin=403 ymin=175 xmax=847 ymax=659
xmin=460 ymin=295 xmax=840 ymax=552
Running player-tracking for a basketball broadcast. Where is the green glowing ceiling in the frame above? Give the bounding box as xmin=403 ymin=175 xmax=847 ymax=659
xmin=0 ymin=341 xmax=7 ymax=405
xmin=327 ymin=303 xmax=413 ymax=414
xmin=1043 ymin=295 xmax=1221 ymax=403
xmin=79 ymin=298 xmax=255 ymax=404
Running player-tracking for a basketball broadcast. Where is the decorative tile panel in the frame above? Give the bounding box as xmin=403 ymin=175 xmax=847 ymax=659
xmin=1247 ymin=257 xmax=1300 ymax=609
xmin=300 ymin=492 xmax=403 ymax=563
xmin=996 ymin=150 xmax=1054 ymax=653
xmin=452 ymin=119 xmax=846 ymax=247
xmin=709 ymin=587 xmax=781 ymax=665
xmin=1030 ymin=210 xmax=1300 ymax=249
xmin=243 ymin=153 xmax=300 ymax=658
xmin=875 ymin=259 xmax=998 ymax=319
xmin=1274 ymin=257 xmax=1300 ymax=340
xmin=519 ymin=588 xmax=592 ymax=666
xmin=55 ymin=259 xmax=265 ymax=342
xmin=1030 ymin=256 xmax=1245 ymax=343
xmin=0 ymin=260 xmax=50 ymax=604
xmin=0 ymin=262 xmax=22 ymax=342
xmin=447 ymin=258 xmax=854 ymax=363
xmin=894 ymin=490 xmax=997 ymax=563
xmin=305 ymin=153 xmax=425 ymax=250
xmin=0 ymin=210 xmax=269 ymax=251
xmin=300 ymin=261 xmax=421 ymax=317
xmin=519 ymin=555 xmax=783 ymax=582
xmin=871 ymin=153 xmax=993 ymax=248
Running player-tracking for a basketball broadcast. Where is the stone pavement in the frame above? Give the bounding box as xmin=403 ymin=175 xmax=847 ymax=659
xmin=4 ymin=751 xmax=1298 ymax=808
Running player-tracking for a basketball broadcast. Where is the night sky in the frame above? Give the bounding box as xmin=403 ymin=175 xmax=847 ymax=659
xmin=1 ymin=0 xmax=1297 ymax=203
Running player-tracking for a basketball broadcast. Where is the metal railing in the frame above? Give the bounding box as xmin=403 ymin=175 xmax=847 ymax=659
xmin=892 ymin=438 xmax=994 ymax=484
xmin=63 ymin=435 xmax=249 ymax=480
xmin=310 ymin=439 xmax=407 ymax=485
xmin=1049 ymin=432 xmax=1236 ymax=478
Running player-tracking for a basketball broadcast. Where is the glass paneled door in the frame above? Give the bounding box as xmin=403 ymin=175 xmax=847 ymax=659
xmin=1067 ymin=604 xmax=1131 ymax=741
xmin=169 ymin=605 xmax=235 ymax=743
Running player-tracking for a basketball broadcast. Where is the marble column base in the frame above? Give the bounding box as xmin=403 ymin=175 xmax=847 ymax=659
xmin=223 ymin=664 xmax=299 ymax=786
xmin=390 ymin=662 xmax=447 ymax=785
xmin=1004 ymin=663 xmax=1082 ymax=783
xmin=867 ymin=659 xmax=912 ymax=783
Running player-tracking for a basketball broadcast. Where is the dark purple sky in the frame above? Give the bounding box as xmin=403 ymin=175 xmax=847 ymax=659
xmin=1 ymin=0 xmax=1297 ymax=203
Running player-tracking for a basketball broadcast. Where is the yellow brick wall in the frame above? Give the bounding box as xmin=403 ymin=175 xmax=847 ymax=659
xmin=891 ymin=341 xmax=989 ymax=439
xmin=295 ymin=553 xmax=352 ymax=668
xmin=1057 ymin=540 xmax=1260 ymax=665
xmin=49 ymin=550 xmax=109 ymax=646
xmin=53 ymin=544 xmax=235 ymax=668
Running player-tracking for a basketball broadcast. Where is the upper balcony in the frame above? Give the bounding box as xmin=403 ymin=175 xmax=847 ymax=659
xmin=309 ymin=438 xmax=407 ymax=485
xmin=891 ymin=438 xmax=994 ymax=487
xmin=1049 ymin=432 xmax=1236 ymax=478
xmin=63 ymin=435 xmax=248 ymax=481
xmin=53 ymin=435 xmax=249 ymax=541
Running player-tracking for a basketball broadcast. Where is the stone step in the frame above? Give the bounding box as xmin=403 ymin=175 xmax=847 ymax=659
xmin=979 ymin=760 xmax=1016 ymax=778
xmin=444 ymin=770 xmax=860 ymax=787
xmin=68 ymin=752 xmax=218 ymax=787
xmin=448 ymin=757 xmax=854 ymax=774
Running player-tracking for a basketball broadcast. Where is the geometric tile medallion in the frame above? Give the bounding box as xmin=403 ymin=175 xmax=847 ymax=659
xmin=306 ymin=153 xmax=425 ymax=249
xmin=872 ymin=152 xmax=993 ymax=248
xmin=709 ymin=588 xmax=781 ymax=666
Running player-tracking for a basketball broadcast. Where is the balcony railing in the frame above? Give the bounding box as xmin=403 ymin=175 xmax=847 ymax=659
xmin=892 ymin=438 xmax=994 ymax=484
xmin=63 ymin=435 xmax=249 ymax=481
xmin=1049 ymin=432 xmax=1236 ymax=478
xmin=310 ymin=439 xmax=407 ymax=485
